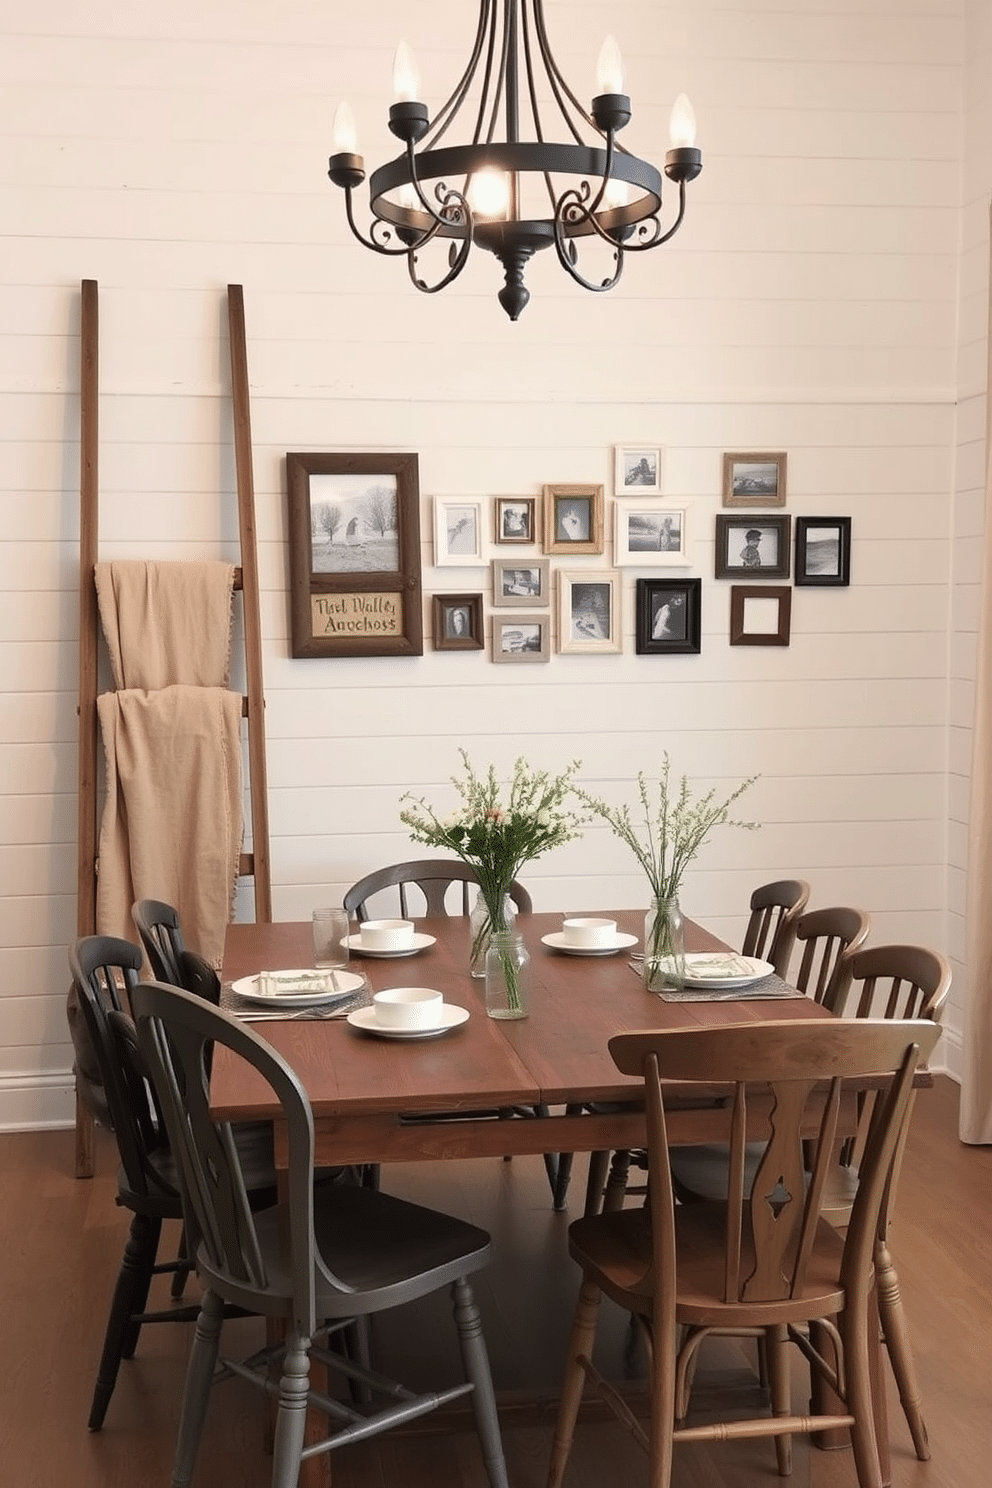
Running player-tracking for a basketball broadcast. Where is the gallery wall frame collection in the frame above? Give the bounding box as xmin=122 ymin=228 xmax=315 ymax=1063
xmin=288 ymin=445 xmax=852 ymax=663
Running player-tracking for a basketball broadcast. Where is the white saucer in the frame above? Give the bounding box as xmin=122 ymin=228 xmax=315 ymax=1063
xmin=233 ymin=969 xmax=364 ymax=1008
xmin=344 ymin=932 xmax=436 ymax=959
xmin=677 ymin=954 xmax=775 ymax=989
xmin=346 ymin=1004 xmax=469 ymax=1040
xmin=541 ymin=931 xmax=639 ymax=957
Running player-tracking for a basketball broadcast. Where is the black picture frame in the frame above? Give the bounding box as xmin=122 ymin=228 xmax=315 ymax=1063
xmin=432 ymin=594 xmax=484 ymax=650
xmin=286 ymin=452 xmax=422 ymax=658
xmin=635 ymin=578 xmax=702 ymax=655
xmin=715 ymin=513 xmax=791 ymax=581
xmin=795 ymin=516 xmax=851 ymax=587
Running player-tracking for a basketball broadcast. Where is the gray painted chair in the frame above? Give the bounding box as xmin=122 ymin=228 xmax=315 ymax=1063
xmin=130 ymin=980 xmax=509 ymax=1488
xmin=344 ymin=857 xmax=532 ymax=920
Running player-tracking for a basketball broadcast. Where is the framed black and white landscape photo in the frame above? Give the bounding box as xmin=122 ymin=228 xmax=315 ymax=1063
xmin=722 ymin=452 xmax=787 ymax=508
xmin=286 ymin=451 xmax=423 ymax=658
xmin=795 ymin=516 xmax=851 ymax=587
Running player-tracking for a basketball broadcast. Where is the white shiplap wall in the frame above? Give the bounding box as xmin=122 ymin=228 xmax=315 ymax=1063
xmin=0 ymin=0 xmax=974 ymax=1127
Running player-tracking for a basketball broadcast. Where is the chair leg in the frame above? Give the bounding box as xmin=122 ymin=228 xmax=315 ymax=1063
xmin=583 ymin=1150 xmax=610 ymax=1216
xmin=841 ymin=1297 xmax=885 ymax=1488
xmin=874 ymin=1236 xmax=930 ymax=1460
xmin=764 ymin=1323 xmax=793 ymax=1477
xmin=270 ymin=1327 xmax=312 ymax=1488
xmin=452 ymin=1276 xmax=509 ymax=1488
xmin=88 ymin=1212 xmax=162 ymax=1430
xmin=170 ymin=1224 xmax=194 ymax=1299
xmin=171 ymin=1289 xmax=225 ymax=1488
xmin=548 ymin=1276 xmax=602 ymax=1488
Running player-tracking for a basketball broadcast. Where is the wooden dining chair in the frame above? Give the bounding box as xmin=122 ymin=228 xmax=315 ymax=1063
xmin=344 ymin=858 xmax=533 ymax=921
xmin=741 ymin=877 xmax=810 ymax=976
xmin=131 ymin=980 xmax=509 ymax=1488
xmin=792 ymin=903 xmax=872 ymax=1009
xmin=818 ymin=943 xmax=951 ymax=1461
xmin=547 ymin=1018 xmax=941 ymax=1488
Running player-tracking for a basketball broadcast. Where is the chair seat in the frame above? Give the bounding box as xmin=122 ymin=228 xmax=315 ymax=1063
xmin=568 ymin=1202 xmax=847 ymax=1328
xmin=206 ymin=1182 xmax=493 ymax=1319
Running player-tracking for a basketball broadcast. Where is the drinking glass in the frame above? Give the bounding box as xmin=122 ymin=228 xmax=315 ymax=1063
xmin=311 ymin=908 xmax=350 ymax=970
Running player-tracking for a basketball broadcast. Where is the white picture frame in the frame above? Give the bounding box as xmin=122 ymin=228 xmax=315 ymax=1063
xmin=614 ymin=445 xmax=663 ymax=496
xmin=558 ymin=569 xmax=622 ymax=655
xmin=614 ymin=500 xmax=691 ymax=568
xmin=433 ymin=497 xmax=485 ymax=566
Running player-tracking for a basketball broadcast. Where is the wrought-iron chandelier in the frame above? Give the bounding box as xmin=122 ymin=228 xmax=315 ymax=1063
xmin=327 ymin=1 xmax=702 ymax=321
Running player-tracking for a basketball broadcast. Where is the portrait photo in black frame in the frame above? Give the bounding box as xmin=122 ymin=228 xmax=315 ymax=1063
xmin=715 ymin=513 xmax=791 ymax=581
xmin=795 ymin=516 xmax=851 ymax=587
xmin=635 ymin=577 xmax=702 ymax=655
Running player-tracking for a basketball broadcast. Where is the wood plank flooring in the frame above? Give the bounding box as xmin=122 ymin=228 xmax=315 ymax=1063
xmin=0 ymin=1075 xmax=988 ymax=1487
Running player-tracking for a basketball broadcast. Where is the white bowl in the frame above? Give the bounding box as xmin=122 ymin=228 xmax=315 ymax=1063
xmin=372 ymin=986 xmax=444 ymax=1030
xmin=562 ymin=916 xmax=618 ymax=949
xmin=361 ymin=918 xmax=416 ymax=952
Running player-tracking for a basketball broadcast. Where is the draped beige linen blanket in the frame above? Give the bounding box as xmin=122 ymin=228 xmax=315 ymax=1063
xmin=95 ymin=559 xmax=235 ymax=690
xmin=96 ymin=686 xmax=243 ymax=970
xmin=94 ymin=559 xmax=243 ymax=970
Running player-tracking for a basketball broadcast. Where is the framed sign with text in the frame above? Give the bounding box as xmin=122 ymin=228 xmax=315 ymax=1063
xmin=286 ymin=452 xmax=423 ymax=658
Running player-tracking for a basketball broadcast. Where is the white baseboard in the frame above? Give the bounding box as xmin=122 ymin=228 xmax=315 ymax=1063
xmin=0 ymin=1073 xmax=77 ymax=1131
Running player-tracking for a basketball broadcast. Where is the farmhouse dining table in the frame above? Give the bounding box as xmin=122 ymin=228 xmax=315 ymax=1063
xmin=212 ymin=910 xmax=895 ymax=1488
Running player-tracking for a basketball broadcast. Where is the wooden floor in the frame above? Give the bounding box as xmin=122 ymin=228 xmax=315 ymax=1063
xmin=1 ymin=1075 xmax=989 ymax=1487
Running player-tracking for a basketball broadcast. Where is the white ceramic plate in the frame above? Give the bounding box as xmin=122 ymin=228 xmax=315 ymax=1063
xmin=677 ymin=954 xmax=776 ymax=989
xmin=346 ymin=1004 xmax=469 ymax=1039
xmin=343 ymin=932 xmax=437 ymax=959
xmin=541 ymin=931 xmax=639 ymax=957
xmin=233 ymin=969 xmax=365 ymax=1008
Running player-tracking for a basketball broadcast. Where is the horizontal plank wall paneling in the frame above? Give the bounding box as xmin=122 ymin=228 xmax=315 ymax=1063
xmin=0 ymin=0 xmax=973 ymax=1125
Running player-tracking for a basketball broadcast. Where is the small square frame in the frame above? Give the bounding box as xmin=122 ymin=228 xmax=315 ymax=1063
xmin=492 ymin=613 xmax=550 ymax=663
xmin=722 ymin=452 xmax=788 ymax=508
xmin=635 ymin=578 xmax=702 ymax=655
xmin=492 ymin=557 xmax=550 ymax=608
xmin=614 ymin=500 xmax=691 ymax=567
xmin=433 ymin=497 xmax=485 ymax=566
xmin=542 ymin=483 xmax=604 ymax=555
xmin=432 ymin=594 xmax=484 ymax=651
xmin=494 ymin=496 xmax=537 ymax=545
xmin=795 ymin=516 xmax=851 ymax=587
xmin=558 ymin=569 xmax=622 ymax=655
xmin=730 ymin=585 xmax=792 ymax=646
xmin=715 ymin=514 xmax=792 ymax=580
xmin=615 ymin=445 xmax=663 ymax=496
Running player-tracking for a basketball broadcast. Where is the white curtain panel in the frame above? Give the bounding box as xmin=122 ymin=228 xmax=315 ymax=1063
xmin=961 ymin=200 xmax=992 ymax=1145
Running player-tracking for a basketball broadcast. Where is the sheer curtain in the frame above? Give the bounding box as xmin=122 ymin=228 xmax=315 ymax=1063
xmin=961 ymin=202 xmax=992 ymax=1145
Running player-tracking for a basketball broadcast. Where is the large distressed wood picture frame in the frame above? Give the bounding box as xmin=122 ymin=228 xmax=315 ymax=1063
xmin=286 ymin=452 xmax=423 ymax=658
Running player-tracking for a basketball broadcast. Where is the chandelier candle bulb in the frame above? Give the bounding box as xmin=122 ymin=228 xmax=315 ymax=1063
xmin=669 ymin=93 xmax=697 ymax=148
xmin=596 ymin=35 xmax=624 ymax=95
xmin=392 ymin=40 xmax=421 ymax=102
xmin=332 ymin=101 xmax=359 ymax=155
